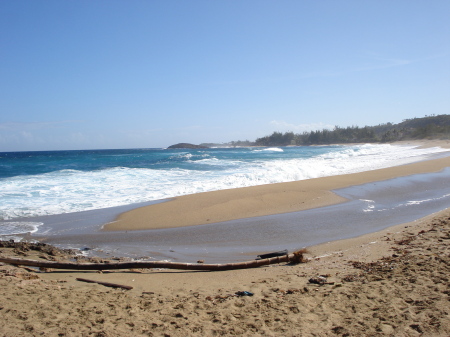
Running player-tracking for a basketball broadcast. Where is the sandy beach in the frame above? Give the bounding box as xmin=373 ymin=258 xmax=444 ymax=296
xmin=1 ymin=207 xmax=449 ymax=336
xmin=1 ymin=140 xmax=450 ymax=336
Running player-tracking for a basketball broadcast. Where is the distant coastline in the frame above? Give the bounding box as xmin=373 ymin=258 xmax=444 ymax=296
xmin=167 ymin=143 xmax=208 ymax=149
xmin=200 ymin=114 xmax=450 ymax=148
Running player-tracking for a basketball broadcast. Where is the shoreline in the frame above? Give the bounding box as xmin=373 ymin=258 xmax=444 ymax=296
xmin=106 ymin=151 xmax=450 ymax=231
xmin=27 ymin=163 xmax=450 ymax=264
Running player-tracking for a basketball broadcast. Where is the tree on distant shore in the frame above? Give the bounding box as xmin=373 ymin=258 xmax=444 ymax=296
xmin=244 ymin=114 xmax=450 ymax=147
xmin=255 ymin=132 xmax=295 ymax=146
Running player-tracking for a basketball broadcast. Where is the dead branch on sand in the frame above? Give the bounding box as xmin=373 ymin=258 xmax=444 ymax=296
xmin=0 ymin=249 xmax=307 ymax=272
xmin=76 ymin=278 xmax=133 ymax=290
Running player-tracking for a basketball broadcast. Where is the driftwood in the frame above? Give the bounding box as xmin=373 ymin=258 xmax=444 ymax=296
xmin=76 ymin=277 xmax=133 ymax=290
xmin=257 ymin=249 xmax=288 ymax=260
xmin=0 ymin=249 xmax=307 ymax=272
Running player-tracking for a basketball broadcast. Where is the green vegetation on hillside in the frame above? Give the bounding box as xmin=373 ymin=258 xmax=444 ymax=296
xmin=250 ymin=114 xmax=450 ymax=146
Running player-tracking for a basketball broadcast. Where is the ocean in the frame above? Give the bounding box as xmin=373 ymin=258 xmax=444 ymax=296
xmin=1 ymin=143 xmax=450 ymax=261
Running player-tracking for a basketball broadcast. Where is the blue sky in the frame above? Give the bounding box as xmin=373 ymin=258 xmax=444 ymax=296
xmin=1 ymin=1 xmax=449 ymax=151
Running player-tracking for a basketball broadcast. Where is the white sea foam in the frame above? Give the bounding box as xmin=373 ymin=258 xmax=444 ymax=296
xmin=0 ymin=144 xmax=448 ymax=221
xmin=404 ymin=193 xmax=450 ymax=206
xmin=253 ymin=147 xmax=284 ymax=152
xmin=0 ymin=236 xmax=32 ymax=242
xmin=361 ymin=199 xmax=375 ymax=212
xmin=0 ymin=222 xmax=43 ymax=235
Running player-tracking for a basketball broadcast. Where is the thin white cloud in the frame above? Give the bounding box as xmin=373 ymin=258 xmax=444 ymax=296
xmin=184 ymin=52 xmax=449 ymax=88
xmin=302 ymin=58 xmax=412 ymax=79
xmin=352 ymin=54 xmax=413 ymax=72
xmin=270 ymin=120 xmax=334 ymax=133
xmin=0 ymin=120 xmax=84 ymax=131
xmin=0 ymin=122 xmax=92 ymax=151
xmin=303 ymin=52 xmax=450 ymax=79
xmin=68 ymin=132 xmax=91 ymax=144
xmin=175 ymin=125 xmax=203 ymax=131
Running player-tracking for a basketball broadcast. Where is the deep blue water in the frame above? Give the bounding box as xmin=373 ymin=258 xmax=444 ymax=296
xmin=0 ymin=146 xmax=337 ymax=178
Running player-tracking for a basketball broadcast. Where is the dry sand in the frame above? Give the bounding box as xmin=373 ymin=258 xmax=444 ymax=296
xmin=1 ymin=208 xmax=449 ymax=336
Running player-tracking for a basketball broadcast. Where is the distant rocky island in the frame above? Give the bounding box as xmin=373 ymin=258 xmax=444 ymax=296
xmin=167 ymin=143 xmax=209 ymax=149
